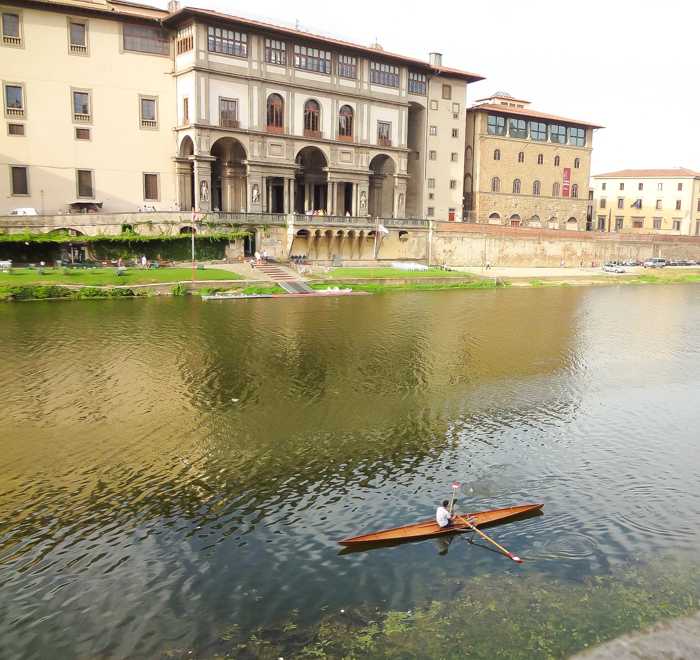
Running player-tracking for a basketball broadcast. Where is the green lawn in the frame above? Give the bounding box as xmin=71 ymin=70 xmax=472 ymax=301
xmin=0 ymin=267 xmax=243 ymax=286
xmin=319 ymin=267 xmax=472 ymax=279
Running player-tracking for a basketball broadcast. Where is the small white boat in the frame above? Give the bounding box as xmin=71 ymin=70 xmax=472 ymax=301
xmin=201 ymin=293 xmax=272 ymax=300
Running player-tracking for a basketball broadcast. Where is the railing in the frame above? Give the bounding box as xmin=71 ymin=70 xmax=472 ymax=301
xmin=7 ymin=107 xmax=24 ymax=117
xmin=70 ymin=44 xmax=87 ymax=53
xmin=303 ymin=129 xmax=323 ymax=139
xmin=221 ymin=118 xmax=239 ymax=128
xmin=3 ymin=35 xmax=21 ymax=46
xmin=294 ymin=215 xmax=428 ymax=228
xmin=377 ymin=138 xmax=392 ymax=148
xmin=74 ymin=113 xmax=91 ymax=123
xmin=140 ymin=119 xmax=157 ymax=129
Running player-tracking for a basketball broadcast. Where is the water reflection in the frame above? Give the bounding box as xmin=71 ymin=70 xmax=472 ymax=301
xmin=0 ymin=286 xmax=699 ymax=659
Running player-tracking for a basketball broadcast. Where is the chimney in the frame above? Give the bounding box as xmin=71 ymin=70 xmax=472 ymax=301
xmin=167 ymin=0 xmax=180 ymax=13
xmin=429 ymin=52 xmax=442 ymax=67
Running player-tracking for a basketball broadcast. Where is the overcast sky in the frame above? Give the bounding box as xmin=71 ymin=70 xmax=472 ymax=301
xmin=153 ymin=0 xmax=700 ymax=177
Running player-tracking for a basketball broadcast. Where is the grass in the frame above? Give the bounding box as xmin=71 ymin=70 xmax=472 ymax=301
xmin=632 ymin=270 xmax=700 ymax=284
xmin=310 ymin=281 xmax=502 ymax=292
xmin=0 ymin=267 xmax=243 ymax=286
xmin=318 ymin=267 xmax=472 ymax=279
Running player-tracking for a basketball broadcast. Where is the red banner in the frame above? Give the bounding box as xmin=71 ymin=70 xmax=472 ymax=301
xmin=562 ymin=168 xmax=571 ymax=197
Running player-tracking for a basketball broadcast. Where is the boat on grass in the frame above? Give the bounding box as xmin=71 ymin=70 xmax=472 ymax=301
xmin=338 ymin=503 xmax=543 ymax=546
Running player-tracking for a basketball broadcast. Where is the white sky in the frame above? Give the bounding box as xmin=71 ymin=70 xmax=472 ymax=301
xmin=149 ymin=0 xmax=700 ymax=177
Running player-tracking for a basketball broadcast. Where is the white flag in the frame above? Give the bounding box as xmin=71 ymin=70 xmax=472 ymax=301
xmin=378 ymin=224 xmax=389 ymax=234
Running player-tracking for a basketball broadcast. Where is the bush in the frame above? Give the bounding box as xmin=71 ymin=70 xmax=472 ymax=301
xmin=60 ymin=267 xmax=70 ymax=275
xmin=171 ymin=283 xmax=188 ymax=296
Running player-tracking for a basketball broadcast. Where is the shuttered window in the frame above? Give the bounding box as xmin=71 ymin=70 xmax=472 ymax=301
xmin=10 ymin=166 xmax=28 ymax=195
xmin=144 ymin=173 xmax=158 ymax=200
xmin=77 ymin=169 xmax=93 ymax=197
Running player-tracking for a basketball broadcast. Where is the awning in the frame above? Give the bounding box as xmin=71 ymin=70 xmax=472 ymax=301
xmin=66 ymin=200 xmax=103 ymax=206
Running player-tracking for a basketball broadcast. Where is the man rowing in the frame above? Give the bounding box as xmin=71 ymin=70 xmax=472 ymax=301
xmin=436 ymin=500 xmax=455 ymax=529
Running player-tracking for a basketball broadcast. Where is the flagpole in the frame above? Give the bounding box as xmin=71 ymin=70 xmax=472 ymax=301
xmin=371 ymin=215 xmax=379 ymax=279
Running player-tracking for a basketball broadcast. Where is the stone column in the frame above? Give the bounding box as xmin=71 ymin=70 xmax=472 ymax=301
xmin=283 ymin=178 xmax=290 ymax=214
xmin=330 ymin=181 xmax=338 ymax=216
xmin=289 ymin=179 xmax=296 ymax=215
xmin=352 ymin=183 xmax=358 ymax=217
xmin=261 ymin=176 xmax=268 ymax=213
xmin=193 ymin=158 xmax=213 ymax=212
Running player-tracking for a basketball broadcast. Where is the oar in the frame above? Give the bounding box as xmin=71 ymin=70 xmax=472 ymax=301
xmin=455 ymin=514 xmax=523 ymax=563
xmin=448 ymin=482 xmax=458 ymax=515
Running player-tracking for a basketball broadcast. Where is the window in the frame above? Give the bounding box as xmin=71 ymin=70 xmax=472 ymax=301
xmin=673 ymin=220 xmax=681 ymax=230
xmin=633 ymin=198 xmax=642 ymax=208
xmin=428 ymin=178 xmax=435 ymax=188
xmin=678 ymin=182 xmax=683 ymax=191
xmin=429 ymin=125 xmax=437 ymax=136
xmin=656 ymin=199 xmax=662 ymax=210
xmin=487 ymin=115 xmax=505 ymax=135
xmin=491 ymin=177 xmax=500 ymax=192
xmin=426 ymin=207 xmax=434 ymax=216
xmin=207 ymin=27 xmax=247 ymax=57
xmin=123 ymin=24 xmax=169 ymax=55
xmin=8 ymin=123 xmax=25 ymax=136
xmin=676 ymin=200 xmax=682 ymax=210
xmin=600 ymin=197 xmax=606 ymax=208
xmin=144 ymin=173 xmax=159 ymax=200
xmin=4 ymin=84 xmax=24 ymax=117
xmin=177 ymin=26 xmax=193 ymax=54
xmin=75 ymin=127 xmax=90 ymax=140
xmin=452 ymin=128 xmax=459 ymax=138
xmin=265 ymin=39 xmax=286 ymax=65
xmin=408 ymin=72 xmax=426 ymax=94
xmin=574 ymin=158 xmax=580 ymax=169
xmin=658 ymin=182 xmax=663 ymax=191
xmin=183 ymin=98 xmax=189 ymax=124
xmin=428 ymin=193 xmax=434 ymax=200
xmin=338 ymin=54 xmax=356 ymax=79
xmin=554 ymin=156 xmax=560 ymax=166
xmin=267 ymin=93 xmax=284 ymax=132
xmin=569 ymin=127 xmax=585 ymax=146
xmin=653 ymin=218 xmax=662 ymax=229
xmin=530 ymin=122 xmax=547 ymax=141
xmin=2 ymin=12 xmax=21 ymax=46
xmin=77 ymin=169 xmax=93 ymax=198
xmin=617 ymin=198 xmax=624 ymax=209
xmin=442 ymin=84 xmax=451 ymax=99
xmin=602 ymin=182 xmax=607 ymax=190
xmin=698 ymin=199 xmax=700 ymax=212
xmin=69 ymin=21 xmax=87 ymax=54
xmin=550 ymin=124 xmax=566 ymax=143
xmin=571 ymin=184 xmax=579 ymax=198
xmin=430 ymin=100 xmax=438 ymax=110
xmin=429 ymin=150 xmax=437 ymax=160
xmin=370 ymin=61 xmax=398 ymax=87
xmin=494 ymin=149 xmax=500 ymax=160
xmin=518 ymin=151 xmax=524 ymax=163
xmin=10 ymin=165 xmax=28 ymax=195
xmin=537 ymin=154 xmax=543 ymax=165
xmin=303 ymin=99 xmax=321 ymax=135
xmin=73 ymin=90 xmax=90 ymax=122
xmin=449 ymin=180 xmax=457 ymax=189
xmin=638 ymin=182 xmax=643 ymax=190
xmin=220 ymin=98 xmax=237 ymax=127
xmin=510 ymin=119 xmax=527 ymax=138
xmin=513 ymin=179 xmax=521 ymax=194
xmin=597 ymin=216 xmax=606 ymax=230
xmin=378 ymin=121 xmax=391 ymax=145
xmin=615 ymin=217 xmax=623 ymax=230
xmin=633 ymin=219 xmax=643 ymax=229
xmin=451 ymin=152 xmax=458 ymax=162
xmin=620 ymin=183 xmax=625 ymax=190
xmin=295 ymin=45 xmax=330 ymax=73
xmin=339 ymin=105 xmax=353 ymax=140
xmin=552 ymin=182 xmax=560 ymax=197
xmin=533 ymin=180 xmax=541 ymax=195
xmin=140 ymin=96 xmax=157 ymax=129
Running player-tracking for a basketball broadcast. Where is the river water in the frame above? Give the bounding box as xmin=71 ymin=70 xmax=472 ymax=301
xmin=1 ymin=285 xmax=700 ymax=659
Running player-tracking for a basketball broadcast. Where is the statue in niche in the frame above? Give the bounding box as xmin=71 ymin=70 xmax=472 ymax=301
xmin=199 ymin=180 xmax=209 ymax=202
xmin=398 ymin=193 xmax=405 ymax=211
xmin=359 ymin=190 xmax=367 ymax=209
xmin=252 ymin=184 xmax=260 ymax=204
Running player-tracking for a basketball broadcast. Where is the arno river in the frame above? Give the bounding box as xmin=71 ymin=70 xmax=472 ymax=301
xmin=1 ymin=285 xmax=700 ymax=659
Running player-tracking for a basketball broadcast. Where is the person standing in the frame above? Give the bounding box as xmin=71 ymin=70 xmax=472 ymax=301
xmin=254 ymin=250 xmax=261 ymax=264
xmin=436 ymin=500 xmax=454 ymax=529
xmin=560 ymin=259 xmax=565 ymax=268
xmin=262 ymin=249 xmax=268 ymax=263
xmin=141 ymin=254 xmax=147 ymax=269
xmin=486 ymin=259 xmax=491 ymax=270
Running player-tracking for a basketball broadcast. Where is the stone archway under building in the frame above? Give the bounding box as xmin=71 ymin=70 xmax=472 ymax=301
xmin=369 ymin=154 xmax=397 ymax=218
xmin=176 ymin=135 xmax=195 ymax=211
xmin=295 ymin=146 xmax=329 ymax=213
xmin=211 ymin=137 xmax=248 ymax=212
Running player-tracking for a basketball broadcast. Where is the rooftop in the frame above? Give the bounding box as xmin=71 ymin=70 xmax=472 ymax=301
xmin=594 ymin=168 xmax=700 ymax=179
xmin=470 ymin=102 xmax=604 ymax=129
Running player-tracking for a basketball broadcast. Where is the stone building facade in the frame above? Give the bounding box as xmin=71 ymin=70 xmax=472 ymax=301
xmin=464 ymin=93 xmax=603 ymax=230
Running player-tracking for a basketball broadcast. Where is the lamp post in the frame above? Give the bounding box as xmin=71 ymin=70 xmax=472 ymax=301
xmin=40 ymin=189 xmax=44 ymax=215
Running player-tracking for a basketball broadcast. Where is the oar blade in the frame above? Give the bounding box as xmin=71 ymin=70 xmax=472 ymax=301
xmin=508 ymin=553 xmax=523 ymax=563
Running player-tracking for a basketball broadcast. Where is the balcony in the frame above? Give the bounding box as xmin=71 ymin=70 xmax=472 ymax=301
xmin=7 ymin=107 xmax=24 ymax=118
xmin=377 ymin=138 xmax=392 ymax=148
xmin=221 ymin=118 xmax=240 ymax=129
xmin=140 ymin=119 xmax=157 ymax=129
xmin=303 ymin=129 xmax=323 ymax=139
xmin=70 ymin=44 xmax=87 ymax=53
xmin=3 ymin=35 xmax=21 ymax=46
xmin=74 ymin=112 xmax=91 ymax=123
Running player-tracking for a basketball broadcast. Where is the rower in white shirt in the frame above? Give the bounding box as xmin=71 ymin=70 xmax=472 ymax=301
xmin=436 ymin=499 xmax=455 ymax=529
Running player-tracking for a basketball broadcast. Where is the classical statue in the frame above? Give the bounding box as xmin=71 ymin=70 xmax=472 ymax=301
xmin=199 ymin=180 xmax=209 ymax=202
xmin=359 ymin=190 xmax=367 ymax=209
xmin=252 ymin=184 xmax=260 ymax=204
xmin=398 ymin=193 xmax=405 ymax=211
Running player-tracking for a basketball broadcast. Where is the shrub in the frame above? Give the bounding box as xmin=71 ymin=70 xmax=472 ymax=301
xmin=171 ymin=283 xmax=188 ymax=296
xmin=60 ymin=267 xmax=70 ymax=275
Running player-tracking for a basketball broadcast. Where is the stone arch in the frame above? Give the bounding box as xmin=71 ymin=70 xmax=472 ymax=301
xmin=295 ymin=146 xmax=330 ymax=213
xmin=488 ymin=212 xmax=501 ymax=224
xmin=368 ymin=153 xmax=397 ymax=218
xmin=210 ymin=137 xmax=247 ymax=212
xmin=179 ymin=226 xmax=195 ymax=234
xmin=179 ymin=135 xmax=194 ymax=157
xmin=549 ymin=216 xmax=558 ymax=229
xmin=530 ymin=215 xmax=540 ymax=226
xmin=566 ymin=217 xmax=579 ymax=231
xmin=177 ymin=135 xmax=195 ymax=210
xmin=398 ymin=230 xmax=410 ymax=241
xmin=510 ymin=214 xmax=521 ymax=227
xmin=241 ymin=226 xmax=257 ymax=255
xmin=54 ymin=227 xmax=84 ymax=237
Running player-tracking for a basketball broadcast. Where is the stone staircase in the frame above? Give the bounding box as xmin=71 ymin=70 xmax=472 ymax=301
xmin=254 ymin=262 xmax=300 ymax=282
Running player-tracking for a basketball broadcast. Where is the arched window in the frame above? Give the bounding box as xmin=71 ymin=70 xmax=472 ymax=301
xmin=533 ymin=180 xmax=541 ymax=195
xmin=491 ymin=177 xmax=500 ymax=192
xmin=304 ymin=99 xmax=320 ymax=134
xmin=574 ymin=158 xmax=580 ymax=169
xmin=339 ymin=104 xmax=353 ymax=140
xmin=518 ymin=151 xmax=524 ymax=163
xmin=494 ymin=148 xmax=500 ymax=161
xmin=267 ymin=93 xmax=284 ymax=132
xmin=552 ymin=182 xmax=560 ymax=197
xmin=554 ymin=156 xmax=560 ymax=166
xmin=571 ymin=183 xmax=579 ymax=198
xmin=513 ymin=179 xmax=521 ymax=194
xmin=537 ymin=154 xmax=543 ymax=165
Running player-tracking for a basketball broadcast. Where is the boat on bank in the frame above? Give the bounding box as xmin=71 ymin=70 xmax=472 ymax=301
xmin=338 ymin=503 xmax=543 ymax=546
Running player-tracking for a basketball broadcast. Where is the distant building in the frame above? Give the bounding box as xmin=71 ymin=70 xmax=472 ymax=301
xmin=464 ymin=92 xmax=603 ymax=230
xmin=592 ymin=169 xmax=700 ymax=236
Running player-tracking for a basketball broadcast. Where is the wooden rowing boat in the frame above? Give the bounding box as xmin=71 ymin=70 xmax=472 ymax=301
xmin=337 ymin=503 xmax=543 ymax=546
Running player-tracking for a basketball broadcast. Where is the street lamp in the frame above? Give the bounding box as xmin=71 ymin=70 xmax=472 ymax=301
xmin=40 ymin=189 xmax=44 ymax=215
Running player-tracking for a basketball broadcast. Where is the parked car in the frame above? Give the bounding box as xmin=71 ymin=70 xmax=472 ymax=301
xmin=9 ymin=207 xmax=38 ymax=215
xmin=625 ymin=259 xmax=643 ymax=266
xmin=643 ymin=258 xmax=667 ymax=268
xmin=603 ymin=264 xmax=626 ymax=273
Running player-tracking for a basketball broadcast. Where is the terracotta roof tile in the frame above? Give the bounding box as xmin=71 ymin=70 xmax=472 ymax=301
xmin=23 ymin=0 xmax=166 ymax=20
xmin=164 ymin=7 xmax=485 ymax=82
xmin=470 ymin=102 xmax=604 ymax=129
xmin=593 ymin=168 xmax=700 ymax=178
